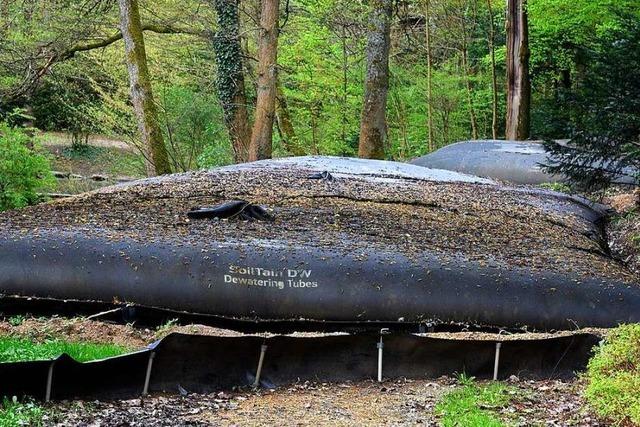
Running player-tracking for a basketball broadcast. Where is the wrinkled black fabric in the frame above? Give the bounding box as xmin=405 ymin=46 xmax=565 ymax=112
xmin=188 ymin=200 xmax=274 ymax=221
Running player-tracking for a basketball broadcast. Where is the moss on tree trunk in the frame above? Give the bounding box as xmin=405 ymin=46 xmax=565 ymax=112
xmin=249 ymin=0 xmax=280 ymax=162
xmin=358 ymin=0 xmax=392 ymax=160
xmin=118 ymin=0 xmax=171 ymax=176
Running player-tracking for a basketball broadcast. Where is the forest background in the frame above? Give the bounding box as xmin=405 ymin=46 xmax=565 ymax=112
xmin=0 ymin=0 xmax=638 ymax=177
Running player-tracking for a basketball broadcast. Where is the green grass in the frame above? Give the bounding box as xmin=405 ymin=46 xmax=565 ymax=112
xmin=155 ymin=318 xmax=179 ymax=338
xmin=584 ymin=324 xmax=640 ymax=425
xmin=436 ymin=375 xmax=514 ymax=427
xmin=59 ymin=145 xmax=145 ymax=177
xmin=6 ymin=316 xmax=25 ymax=327
xmin=0 ymin=337 xmax=128 ymax=363
xmin=539 ymin=182 xmax=572 ymax=193
xmin=0 ymin=398 xmax=46 ymax=427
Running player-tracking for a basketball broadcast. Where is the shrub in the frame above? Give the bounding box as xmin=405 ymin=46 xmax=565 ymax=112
xmin=543 ymin=15 xmax=640 ymax=191
xmin=156 ymin=85 xmax=231 ymax=171
xmin=0 ymin=122 xmax=54 ymax=211
xmin=584 ymin=324 xmax=640 ymax=425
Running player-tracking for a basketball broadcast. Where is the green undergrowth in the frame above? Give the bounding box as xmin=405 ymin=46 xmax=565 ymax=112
xmin=584 ymin=324 xmax=640 ymax=425
xmin=0 ymin=337 xmax=128 ymax=363
xmin=0 ymin=398 xmax=46 ymax=427
xmin=539 ymin=182 xmax=572 ymax=194
xmin=436 ymin=374 xmax=515 ymax=427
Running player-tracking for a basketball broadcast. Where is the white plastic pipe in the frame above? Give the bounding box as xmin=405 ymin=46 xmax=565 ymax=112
xmin=252 ymin=344 xmax=268 ymax=388
xmin=377 ymin=335 xmax=384 ymax=382
xmin=142 ymin=351 xmax=156 ymax=396
xmin=493 ymin=342 xmax=502 ymax=381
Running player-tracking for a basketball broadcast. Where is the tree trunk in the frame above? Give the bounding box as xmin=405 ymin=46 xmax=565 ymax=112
xmin=249 ymin=0 xmax=280 ymax=162
xmin=505 ymin=0 xmax=530 ymax=140
xmin=341 ymin=24 xmax=349 ymax=146
xmin=424 ymin=0 xmax=434 ymax=152
xmin=310 ymin=103 xmax=320 ymax=155
xmin=118 ymin=0 xmax=171 ymax=176
xmin=487 ymin=0 xmax=498 ymax=139
xmin=391 ymin=91 xmax=409 ymax=157
xmin=275 ymin=83 xmax=304 ymax=156
xmin=213 ymin=0 xmax=252 ymax=163
xmin=358 ymin=0 xmax=392 ymax=160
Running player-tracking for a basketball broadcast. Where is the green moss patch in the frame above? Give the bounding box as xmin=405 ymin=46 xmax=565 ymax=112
xmin=584 ymin=324 xmax=640 ymax=425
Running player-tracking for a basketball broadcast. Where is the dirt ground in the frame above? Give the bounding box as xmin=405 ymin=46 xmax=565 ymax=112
xmin=45 ymin=377 xmax=603 ymax=426
xmin=0 ymin=316 xmax=265 ymax=350
xmin=41 ymin=132 xmax=133 ymax=152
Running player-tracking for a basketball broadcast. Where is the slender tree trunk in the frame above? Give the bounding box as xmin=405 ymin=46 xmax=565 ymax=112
xmin=391 ymin=91 xmax=409 ymax=157
xmin=249 ymin=0 xmax=280 ymax=161
xmin=505 ymin=0 xmax=530 ymax=140
xmin=424 ymin=0 xmax=434 ymax=152
xmin=213 ymin=0 xmax=252 ymax=163
xmin=310 ymin=104 xmax=319 ymax=155
xmin=118 ymin=0 xmax=171 ymax=176
xmin=487 ymin=0 xmax=498 ymax=139
xmin=358 ymin=0 xmax=393 ymax=159
xmin=275 ymin=83 xmax=303 ymax=156
xmin=461 ymin=14 xmax=478 ymax=140
xmin=341 ymin=24 xmax=349 ymax=146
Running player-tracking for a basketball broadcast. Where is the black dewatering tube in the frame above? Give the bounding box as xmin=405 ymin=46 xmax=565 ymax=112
xmin=1 ymin=229 xmax=639 ymax=331
xmin=1 ymin=156 xmax=639 ymax=331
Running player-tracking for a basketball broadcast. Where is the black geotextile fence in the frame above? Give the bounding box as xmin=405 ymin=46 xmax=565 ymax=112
xmin=0 ymin=331 xmax=600 ymax=401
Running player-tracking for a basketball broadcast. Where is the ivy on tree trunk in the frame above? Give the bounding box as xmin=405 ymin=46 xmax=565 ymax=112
xmin=213 ymin=0 xmax=252 ymax=163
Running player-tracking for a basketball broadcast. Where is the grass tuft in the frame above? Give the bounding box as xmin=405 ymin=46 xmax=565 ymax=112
xmin=539 ymin=182 xmax=572 ymax=194
xmin=584 ymin=324 xmax=640 ymax=425
xmin=436 ymin=374 xmax=514 ymax=427
xmin=0 ymin=337 xmax=128 ymax=363
xmin=0 ymin=398 xmax=45 ymax=427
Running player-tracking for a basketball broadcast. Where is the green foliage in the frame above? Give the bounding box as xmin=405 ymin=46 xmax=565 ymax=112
xmin=31 ymin=60 xmax=110 ymax=149
xmin=436 ymin=375 xmax=514 ymax=427
xmin=529 ymin=0 xmax=640 ymax=140
xmin=538 ymin=182 xmax=571 ymax=193
xmin=2 ymin=0 xmax=639 ymax=171
xmin=0 ymin=398 xmax=46 ymax=427
xmin=0 ymin=337 xmax=128 ymax=363
xmin=157 ymin=85 xmax=230 ymax=171
xmin=277 ymin=5 xmax=366 ymax=157
xmin=0 ymin=122 xmax=54 ymax=211
xmin=155 ymin=318 xmax=179 ymax=338
xmin=584 ymin=324 xmax=640 ymax=425
xmin=197 ymin=141 xmax=234 ymax=169
xmin=542 ymin=14 xmax=640 ymax=190
xmin=7 ymin=316 xmax=25 ymax=327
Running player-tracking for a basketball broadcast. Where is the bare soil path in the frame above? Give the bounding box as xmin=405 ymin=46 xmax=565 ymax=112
xmin=40 ymin=132 xmax=133 ymax=151
xmin=47 ymin=377 xmax=603 ymax=426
